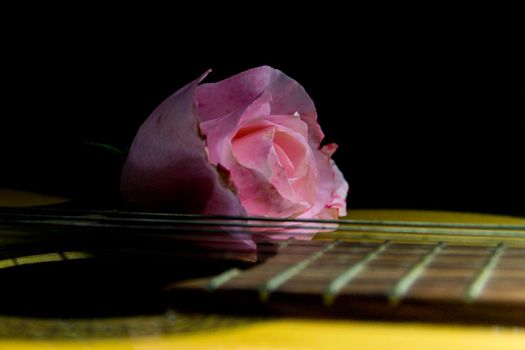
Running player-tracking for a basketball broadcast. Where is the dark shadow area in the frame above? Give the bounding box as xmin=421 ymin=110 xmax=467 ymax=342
xmin=2 ymin=29 xmax=523 ymax=216
xmin=0 ymin=253 xmax=249 ymax=318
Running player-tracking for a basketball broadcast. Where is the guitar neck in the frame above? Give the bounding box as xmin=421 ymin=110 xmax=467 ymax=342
xmin=167 ymin=238 xmax=525 ymax=325
xmin=2 ymin=207 xmax=525 ymax=325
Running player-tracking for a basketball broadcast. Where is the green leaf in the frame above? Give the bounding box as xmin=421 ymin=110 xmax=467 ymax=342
xmin=83 ymin=142 xmax=127 ymax=156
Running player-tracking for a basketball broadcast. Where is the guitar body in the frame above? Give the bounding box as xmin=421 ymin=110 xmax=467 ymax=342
xmin=1 ymin=189 xmax=525 ymax=349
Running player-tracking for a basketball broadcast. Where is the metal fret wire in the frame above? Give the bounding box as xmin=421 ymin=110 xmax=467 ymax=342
xmin=207 ymin=268 xmax=242 ymax=291
xmin=388 ymin=242 xmax=446 ymax=304
xmin=259 ymin=240 xmax=340 ymax=302
xmin=323 ymin=240 xmax=390 ymax=306
xmin=207 ymin=241 xmax=293 ymax=291
xmin=464 ymin=243 xmax=506 ymax=302
xmin=194 ymin=241 xmax=520 ymax=309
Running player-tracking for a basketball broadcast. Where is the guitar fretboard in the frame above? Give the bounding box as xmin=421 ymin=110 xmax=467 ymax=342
xmin=167 ymin=240 xmax=525 ymax=324
xmin=2 ymin=207 xmax=525 ymax=324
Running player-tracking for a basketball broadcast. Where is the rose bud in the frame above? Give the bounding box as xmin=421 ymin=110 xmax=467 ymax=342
xmin=121 ymin=66 xmax=348 ymax=244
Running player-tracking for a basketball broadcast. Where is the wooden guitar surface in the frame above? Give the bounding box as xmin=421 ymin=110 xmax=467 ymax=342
xmin=1 ymin=189 xmax=525 ymax=349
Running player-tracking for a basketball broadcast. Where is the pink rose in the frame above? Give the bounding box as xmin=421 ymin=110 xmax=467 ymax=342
xmin=121 ymin=66 xmax=348 ymax=240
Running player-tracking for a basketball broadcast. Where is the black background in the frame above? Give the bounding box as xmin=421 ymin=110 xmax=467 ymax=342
xmin=1 ymin=13 xmax=524 ymax=216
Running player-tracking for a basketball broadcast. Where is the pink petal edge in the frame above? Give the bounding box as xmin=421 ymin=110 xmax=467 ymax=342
xmin=120 ymin=70 xmax=255 ymax=253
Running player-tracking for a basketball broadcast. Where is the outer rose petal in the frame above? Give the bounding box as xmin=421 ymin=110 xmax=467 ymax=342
xmin=297 ymin=143 xmax=345 ymax=220
xmin=198 ymin=93 xmax=272 ymax=166
xmin=120 ymin=71 xmax=254 ymax=253
xmin=196 ymin=67 xmax=274 ymax=122
xmin=196 ymin=66 xmax=322 ymax=145
xmin=327 ymin=159 xmax=349 ymax=217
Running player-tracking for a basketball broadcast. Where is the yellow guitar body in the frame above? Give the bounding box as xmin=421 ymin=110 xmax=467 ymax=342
xmin=1 ymin=189 xmax=525 ymax=349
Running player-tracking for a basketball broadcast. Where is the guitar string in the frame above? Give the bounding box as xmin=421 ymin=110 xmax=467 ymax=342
xmin=2 ymin=207 xmax=525 ymax=229
xmin=1 ymin=221 xmax=525 ymax=253
xmin=2 ymin=210 xmax=525 ymax=267
xmin=3 ymin=212 xmax=525 ymax=240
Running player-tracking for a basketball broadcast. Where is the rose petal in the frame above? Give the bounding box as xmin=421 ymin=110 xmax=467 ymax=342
xmin=198 ymin=96 xmax=272 ymax=167
xmin=327 ymin=159 xmax=349 ymax=217
xmin=273 ymin=142 xmax=295 ymax=177
xmin=196 ymin=66 xmax=322 ymax=151
xmin=233 ymin=117 xmax=309 ymax=180
xmin=196 ymin=66 xmax=274 ymax=122
xmin=230 ymin=164 xmax=309 ymax=217
xmin=197 ymin=66 xmax=347 ymax=222
xmin=297 ymin=143 xmax=346 ymax=220
xmin=230 ymin=122 xmax=311 ymax=214
xmin=120 ymin=71 xmax=255 ymax=252
xmin=231 ymin=125 xmax=275 ymax=179
xmin=232 ymin=118 xmax=314 ymax=208
xmin=273 ymin=129 xmax=309 ymax=179
xmin=265 ymin=114 xmax=309 ymax=141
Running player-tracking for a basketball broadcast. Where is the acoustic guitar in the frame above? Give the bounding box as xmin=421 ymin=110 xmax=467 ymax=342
xmin=1 ymin=188 xmax=525 ymax=349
